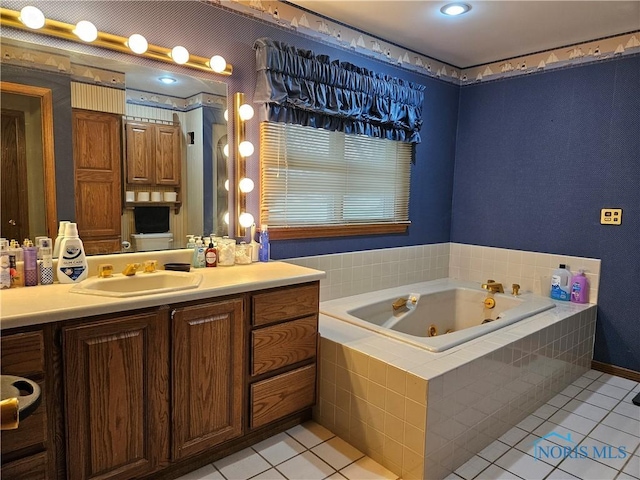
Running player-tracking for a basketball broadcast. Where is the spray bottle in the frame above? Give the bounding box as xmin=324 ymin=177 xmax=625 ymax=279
xmin=39 ymin=238 xmax=54 ymax=285
xmin=0 ymin=239 xmax=10 ymax=289
xmin=23 ymin=239 xmax=38 ymax=286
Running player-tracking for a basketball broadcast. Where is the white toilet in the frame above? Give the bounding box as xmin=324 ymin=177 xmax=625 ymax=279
xmin=131 ymin=232 xmax=173 ymax=252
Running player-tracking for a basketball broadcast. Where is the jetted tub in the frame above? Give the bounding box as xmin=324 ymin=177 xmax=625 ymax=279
xmin=320 ymin=279 xmax=555 ymax=352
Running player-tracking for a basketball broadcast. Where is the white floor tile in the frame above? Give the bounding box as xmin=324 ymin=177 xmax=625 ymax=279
xmin=578 ymin=437 xmax=631 ymax=470
xmin=175 ymin=464 xmax=224 ymax=480
xmin=622 ymin=453 xmax=640 ymax=478
xmin=598 ymin=374 xmax=639 ymax=391
xmin=548 ymin=394 xmax=572 ymax=408
xmin=557 ymin=455 xmax=618 ymax=480
xmin=617 ymin=474 xmax=640 ymax=480
xmin=626 ymin=390 xmax=640 ymax=403
xmin=575 ymin=389 xmax=620 ymax=410
xmin=532 ymin=403 xmax=558 ymax=420
xmin=325 ymin=473 xmax=348 ymax=480
xmin=494 ymin=449 xmax=554 ymax=480
xmin=311 ymin=436 xmax=364 ymax=470
xmin=532 ymin=422 xmax=586 ymax=447
xmin=544 ymin=468 xmax=580 ymax=479
xmin=561 ymin=398 xmax=609 ymax=423
xmin=583 ymin=370 xmax=604 ymax=380
xmin=477 ymin=440 xmax=511 ymax=463
xmin=498 ymin=427 xmax=529 ymax=446
xmin=276 ymin=451 xmax=335 ymax=480
xmin=339 ymin=457 xmax=398 ymax=480
xmin=250 ymin=468 xmax=287 ymax=479
xmin=286 ymin=421 xmax=335 ymax=449
xmin=453 ymin=455 xmax=490 ymax=480
xmin=473 ymin=464 xmax=520 ymax=479
xmin=547 ymin=410 xmax=598 ymax=435
xmin=514 ymin=433 xmax=563 ymax=467
xmin=443 ymin=473 xmax=464 ymax=480
xmin=571 ymin=375 xmax=596 ymax=389
xmin=601 ymin=412 xmax=640 ymax=437
xmin=252 ymin=432 xmax=307 ymax=466
xmin=214 ymin=448 xmax=271 ymax=480
xmin=517 ymin=414 xmax=546 ymax=432
xmin=586 ymin=380 xmax=629 ymax=400
xmin=589 ymin=425 xmax=640 ymax=455
xmin=560 ymin=385 xmax=583 ymax=398
xmin=612 ymin=400 xmax=640 ymax=421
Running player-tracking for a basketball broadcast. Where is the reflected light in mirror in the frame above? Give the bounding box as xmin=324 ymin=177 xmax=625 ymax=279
xmin=239 ymin=212 xmax=254 ymax=229
xmin=224 ymin=179 xmax=230 ymax=191
xmin=19 ymin=6 xmax=45 ymax=29
xmin=171 ymin=45 xmax=189 ymax=64
xmin=238 ymin=140 xmax=254 ymax=157
xmin=238 ymin=177 xmax=254 ymax=193
xmin=238 ymin=104 xmax=254 ymax=121
xmin=223 ymin=144 xmax=229 ymax=157
xmin=209 ymin=55 xmax=227 ymax=74
xmin=224 ymin=212 xmax=230 ymax=225
xmin=127 ymin=33 xmax=148 ymax=54
xmin=73 ymin=20 xmax=97 ymax=42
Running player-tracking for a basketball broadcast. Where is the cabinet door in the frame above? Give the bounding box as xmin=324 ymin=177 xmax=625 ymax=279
xmin=63 ymin=311 xmax=169 ymax=480
xmin=172 ymin=298 xmax=244 ymax=459
xmin=154 ymin=124 xmax=181 ymax=185
xmin=125 ymin=122 xmax=154 ymax=184
xmin=73 ymin=109 xmax=122 ymax=254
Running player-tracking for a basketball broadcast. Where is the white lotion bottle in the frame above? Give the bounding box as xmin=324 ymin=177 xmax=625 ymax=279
xmin=53 ymin=220 xmax=70 ymax=258
xmin=56 ymin=222 xmax=88 ymax=284
xmin=250 ymin=224 xmax=259 ymax=262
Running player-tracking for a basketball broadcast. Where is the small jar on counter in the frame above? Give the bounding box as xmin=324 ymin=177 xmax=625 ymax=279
xmin=235 ymin=243 xmax=252 ymax=265
xmin=217 ymin=238 xmax=236 ymax=266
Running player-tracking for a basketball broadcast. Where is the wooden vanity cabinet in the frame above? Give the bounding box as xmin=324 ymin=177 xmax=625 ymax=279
xmin=125 ymin=121 xmax=181 ymax=186
xmin=0 ymin=330 xmax=49 ymax=480
xmin=62 ymin=309 xmax=170 ymax=480
xmin=171 ymin=297 xmax=245 ymax=460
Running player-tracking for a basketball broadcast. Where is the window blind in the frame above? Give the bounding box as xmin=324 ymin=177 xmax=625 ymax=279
xmin=260 ymin=122 xmax=412 ymax=229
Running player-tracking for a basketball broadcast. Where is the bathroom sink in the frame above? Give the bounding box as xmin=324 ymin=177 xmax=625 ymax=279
xmin=69 ymin=270 xmax=203 ymax=298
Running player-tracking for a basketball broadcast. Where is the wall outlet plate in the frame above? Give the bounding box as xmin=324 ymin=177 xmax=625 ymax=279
xmin=601 ymin=208 xmax=622 ymax=225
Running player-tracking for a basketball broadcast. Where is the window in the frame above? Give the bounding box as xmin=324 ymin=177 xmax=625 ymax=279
xmin=260 ymin=122 xmax=412 ymax=239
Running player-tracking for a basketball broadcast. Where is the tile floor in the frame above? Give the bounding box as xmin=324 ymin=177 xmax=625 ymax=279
xmin=177 ymin=370 xmax=639 ymax=480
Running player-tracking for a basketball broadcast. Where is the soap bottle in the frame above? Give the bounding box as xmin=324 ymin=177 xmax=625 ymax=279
xmin=193 ymin=238 xmax=206 ymax=268
xmin=186 ymin=235 xmax=196 ymax=250
xmin=259 ymin=224 xmax=270 ymax=262
xmin=53 ymin=220 xmax=70 ymax=258
xmin=56 ymin=222 xmax=89 ymax=284
xmin=0 ymin=239 xmax=10 ymax=289
xmin=250 ymin=224 xmax=259 ymax=262
xmin=205 ymin=237 xmax=218 ymax=267
xmin=550 ymin=264 xmax=571 ymax=301
xmin=23 ymin=240 xmax=38 ymax=286
xmin=570 ymin=269 xmax=589 ymax=304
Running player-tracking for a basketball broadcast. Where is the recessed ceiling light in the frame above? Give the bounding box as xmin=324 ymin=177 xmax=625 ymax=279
xmin=159 ymin=76 xmax=176 ymax=84
xmin=441 ymin=3 xmax=471 ymax=16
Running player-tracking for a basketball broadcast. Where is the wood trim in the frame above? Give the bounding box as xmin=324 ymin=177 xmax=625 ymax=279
xmin=591 ymin=360 xmax=640 ymax=383
xmin=0 ymin=82 xmax=57 ymax=239
xmin=267 ymin=222 xmax=410 ymax=240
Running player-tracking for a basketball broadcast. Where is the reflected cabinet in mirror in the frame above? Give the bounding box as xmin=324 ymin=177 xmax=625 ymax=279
xmin=0 ymin=37 xmax=229 ymax=255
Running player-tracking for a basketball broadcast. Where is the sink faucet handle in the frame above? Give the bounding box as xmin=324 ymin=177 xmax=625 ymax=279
xmin=122 ymin=263 xmax=141 ymax=276
xmin=98 ymin=264 xmax=114 ymax=278
xmin=512 ymin=284 xmax=521 ymax=296
xmin=144 ymin=260 xmax=158 ymax=273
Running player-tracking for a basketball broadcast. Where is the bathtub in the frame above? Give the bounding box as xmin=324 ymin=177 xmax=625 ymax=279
xmin=320 ymin=278 xmax=556 ymax=352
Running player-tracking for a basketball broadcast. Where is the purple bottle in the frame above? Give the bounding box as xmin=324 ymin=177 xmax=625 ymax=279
xmin=570 ymin=270 xmax=589 ymax=304
xmin=23 ymin=242 xmax=38 ymax=286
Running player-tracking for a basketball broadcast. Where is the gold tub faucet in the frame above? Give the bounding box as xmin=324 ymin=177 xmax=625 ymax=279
xmin=481 ymin=280 xmax=504 ymax=294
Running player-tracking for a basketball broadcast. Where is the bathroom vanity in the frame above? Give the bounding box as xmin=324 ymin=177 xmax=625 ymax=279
xmin=0 ymin=262 xmax=323 ymax=480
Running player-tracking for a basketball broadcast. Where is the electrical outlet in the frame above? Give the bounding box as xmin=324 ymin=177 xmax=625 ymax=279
xmin=601 ymin=208 xmax=622 ymax=225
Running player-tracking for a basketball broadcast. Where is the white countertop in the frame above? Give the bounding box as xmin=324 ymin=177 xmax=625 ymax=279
xmin=0 ymin=261 xmax=325 ymax=330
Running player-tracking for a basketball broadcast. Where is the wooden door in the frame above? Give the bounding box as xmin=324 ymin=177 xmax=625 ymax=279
xmin=171 ymin=298 xmax=244 ymax=459
xmin=125 ymin=122 xmax=154 ymax=185
xmin=73 ymin=109 xmax=122 ymax=254
xmin=154 ymin=124 xmax=181 ymax=185
xmin=1 ymin=109 xmax=29 ymax=241
xmin=63 ymin=311 xmax=170 ymax=480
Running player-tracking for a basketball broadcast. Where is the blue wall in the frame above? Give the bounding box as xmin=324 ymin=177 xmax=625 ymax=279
xmin=452 ymin=56 xmax=640 ymax=371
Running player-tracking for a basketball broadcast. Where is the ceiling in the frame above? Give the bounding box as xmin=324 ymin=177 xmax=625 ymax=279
xmin=286 ymin=1 xmax=640 ymax=68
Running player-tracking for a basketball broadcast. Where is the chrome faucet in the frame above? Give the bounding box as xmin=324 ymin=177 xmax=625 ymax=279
xmin=481 ymin=280 xmax=504 ymax=294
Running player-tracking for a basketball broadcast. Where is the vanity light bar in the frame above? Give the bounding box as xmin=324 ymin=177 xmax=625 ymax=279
xmin=0 ymin=7 xmax=233 ymax=76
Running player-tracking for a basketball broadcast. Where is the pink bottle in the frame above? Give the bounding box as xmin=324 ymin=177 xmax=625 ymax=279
xmin=570 ymin=270 xmax=589 ymax=303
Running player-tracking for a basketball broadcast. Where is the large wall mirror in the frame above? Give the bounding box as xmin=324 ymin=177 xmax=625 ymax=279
xmin=0 ymin=37 xmax=229 ymax=255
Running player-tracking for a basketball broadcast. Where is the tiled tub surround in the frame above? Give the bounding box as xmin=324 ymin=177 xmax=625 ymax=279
xmin=315 ymin=300 xmax=597 ymax=479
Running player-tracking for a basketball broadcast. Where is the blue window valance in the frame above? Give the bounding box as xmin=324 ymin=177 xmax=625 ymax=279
xmin=253 ymin=38 xmax=425 ymax=144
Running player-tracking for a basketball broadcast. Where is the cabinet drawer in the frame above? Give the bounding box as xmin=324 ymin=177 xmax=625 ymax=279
xmin=250 ymin=364 xmax=316 ymax=429
xmin=252 ymin=316 xmax=317 ymax=376
xmin=1 ymin=331 xmax=44 ymax=377
xmin=1 ymin=381 xmax=47 ymax=456
xmin=1 ymin=451 xmax=48 ymax=480
xmin=252 ymin=283 xmax=319 ymax=327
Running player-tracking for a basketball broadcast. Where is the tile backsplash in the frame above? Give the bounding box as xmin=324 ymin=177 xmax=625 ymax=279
xmin=287 ymin=242 xmax=600 ymax=303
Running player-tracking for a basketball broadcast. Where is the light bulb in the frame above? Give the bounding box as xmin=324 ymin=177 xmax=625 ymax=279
xmin=224 ymin=109 xmax=228 ymax=122
xmin=127 ymin=34 xmax=148 ymax=54
xmin=19 ymin=6 xmax=45 ymax=29
xmin=74 ymin=20 xmax=98 ymax=42
xmin=238 ymin=104 xmax=254 ymax=121
xmin=223 ymin=144 xmax=229 ymax=157
xmin=224 ymin=179 xmax=230 ymax=191
xmin=238 ymin=141 xmax=254 ymax=157
xmin=223 ymin=212 xmax=229 ymax=225
xmin=239 ymin=177 xmax=255 ymax=193
xmin=209 ymin=55 xmax=227 ymax=73
xmin=440 ymin=3 xmax=471 ymax=16
xmin=239 ymin=212 xmax=255 ymax=228
xmin=171 ymin=46 xmax=189 ymax=64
